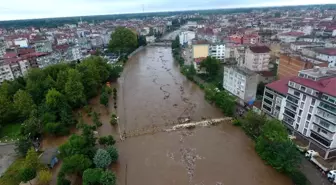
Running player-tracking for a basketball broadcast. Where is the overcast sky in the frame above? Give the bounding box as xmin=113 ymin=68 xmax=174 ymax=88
xmin=0 ymin=0 xmax=335 ymax=21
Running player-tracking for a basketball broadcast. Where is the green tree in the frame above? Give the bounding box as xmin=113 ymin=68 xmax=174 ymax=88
xmin=200 ymin=57 xmax=221 ymax=80
xmin=106 ymin=146 xmax=119 ymax=163
xmin=13 ymin=90 xmax=36 ymax=119
xmin=55 ymin=70 xmax=69 ymax=93
xmin=0 ymin=93 xmax=16 ymax=125
xmin=21 ymin=113 xmax=43 ymax=139
xmin=44 ymin=122 xmax=68 ymax=136
xmin=45 ymin=88 xmax=66 ymax=111
xmin=15 ymin=137 xmax=33 ymax=157
xmin=100 ymin=92 xmax=109 ymax=107
xmin=83 ymin=168 xmax=103 ymax=185
xmin=108 ymin=27 xmax=138 ymax=54
xmin=26 ymin=69 xmax=55 ymax=104
xmin=138 ymin=35 xmax=147 ymax=46
xmin=100 ymin=171 xmax=116 ymax=185
xmin=61 ymin=154 xmax=92 ymax=175
xmin=98 ymin=135 xmax=116 ymax=146
xmin=65 ymin=69 xmax=86 ymax=108
xmin=93 ymin=149 xmax=112 ymax=169
xmin=59 ymin=135 xmax=95 ymax=159
xmin=240 ymin=111 xmax=267 ymax=140
xmin=19 ymin=167 xmax=36 ymax=185
xmin=25 ymin=147 xmax=39 ymax=169
xmin=37 ymin=170 xmax=52 ymax=185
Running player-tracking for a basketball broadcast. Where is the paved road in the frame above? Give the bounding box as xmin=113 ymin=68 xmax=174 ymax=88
xmin=0 ymin=144 xmax=16 ymax=177
xmin=300 ymin=158 xmax=332 ymax=185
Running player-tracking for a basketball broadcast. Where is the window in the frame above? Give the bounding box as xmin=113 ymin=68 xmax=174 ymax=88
xmin=289 ymin=81 xmax=294 ymax=87
xmin=307 ymin=114 xmax=311 ymax=121
xmin=300 ymin=102 xmax=304 ymax=109
xmin=285 ymin=110 xmax=296 ymax=118
xmin=300 ymin=86 xmax=306 ymax=92
xmin=265 ymin=91 xmax=274 ymax=99
xmin=321 ymin=129 xmax=328 ymax=134
xmin=311 ymin=98 xmax=316 ymax=105
xmin=295 ymin=124 xmax=299 ymax=130
xmin=309 ymin=106 xmax=313 ymax=113
xmin=303 ymin=128 xmax=307 ymax=135
xmin=263 ymin=104 xmax=271 ymax=112
xmin=264 ymin=98 xmax=273 ymax=105
xmin=305 ymin=121 xmax=309 ymax=128
xmin=297 ymin=117 xmax=301 ymax=123
xmin=294 ymin=91 xmax=301 ymax=97
xmin=302 ymin=95 xmax=306 ymax=101
xmin=299 ymin=110 xmax=303 ymax=116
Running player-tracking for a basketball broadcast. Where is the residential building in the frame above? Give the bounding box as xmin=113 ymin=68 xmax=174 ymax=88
xmin=282 ymin=67 xmax=336 ymax=159
xmin=243 ymin=46 xmax=271 ymax=72
xmin=179 ymin=31 xmax=196 ymax=46
xmin=13 ymin=38 xmax=29 ymax=48
xmin=0 ymin=62 xmax=14 ymax=84
xmin=261 ymin=78 xmax=289 ymax=120
xmin=33 ymin=40 xmax=53 ymax=53
xmin=223 ymin=66 xmax=259 ymax=103
xmin=146 ymin=35 xmax=156 ymax=43
xmin=277 ymin=54 xmax=329 ymax=79
xmin=209 ymin=44 xmax=225 ymax=60
xmin=192 ymin=41 xmax=209 ymax=59
xmin=277 ymin=32 xmax=305 ymax=43
xmin=314 ymin=48 xmax=336 ymax=67
xmin=0 ymin=41 xmax=5 ymax=58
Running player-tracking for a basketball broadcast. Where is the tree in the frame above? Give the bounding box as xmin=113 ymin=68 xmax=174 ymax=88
xmin=61 ymin=154 xmax=92 ymax=175
xmin=37 ymin=170 xmax=52 ymax=185
xmin=19 ymin=167 xmax=36 ymax=185
xmin=138 ymin=35 xmax=147 ymax=46
xmin=200 ymin=57 xmax=221 ymax=80
xmin=44 ymin=122 xmax=68 ymax=136
xmin=13 ymin=90 xmax=36 ymax=119
xmin=59 ymin=135 xmax=95 ymax=159
xmin=0 ymin=93 xmax=16 ymax=125
xmin=15 ymin=137 xmax=33 ymax=157
xmin=93 ymin=149 xmax=112 ymax=169
xmin=110 ymin=114 xmax=118 ymax=125
xmin=240 ymin=111 xmax=267 ymax=140
xmin=65 ymin=69 xmax=86 ymax=108
xmin=83 ymin=168 xmax=103 ymax=185
xmin=108 ymin=27 xmax=138 ymax=54
xmin=25 ymin=147 xmax=39 ymax=169
xmin=99 ymin=135 xmax=116 ymax=146
xmin=45 ymin=88 xmax=66 ymax=111
xmin=100 ymin=92 xmax=109 ymax=107
xmin=56 ymin=70 xmax=69 ymax=93
xmin=100 ymin=171 xmax=116 ymax=185
xmin=20 ymin=113 xmax=43 ymax=139
xmin=106 ymin=146 xmax=119 ymax=163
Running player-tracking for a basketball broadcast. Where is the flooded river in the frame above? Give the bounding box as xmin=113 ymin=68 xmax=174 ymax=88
xmin=103 ymin=46 xmax=291 ymax=185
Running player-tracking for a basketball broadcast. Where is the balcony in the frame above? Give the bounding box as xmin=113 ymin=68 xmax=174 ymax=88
xmin=311 ymin=125 xmax=334 ymax=140
xmin=283 ymin=115 xmax=294 ymax=126
xmin=310 ymin=131 xmax=332 ymax=148
xmin=285 ymin=102 xmax=298 ymax=113
xmin=318 ymin=102 xmax=336 ymax=115
xmin=315 ymin=109 xmax=336 ymax=125
xmin=313 ymin=119 xmax=336 ymax=133
xmin=287 ymin=95 xmax=299 ymax=105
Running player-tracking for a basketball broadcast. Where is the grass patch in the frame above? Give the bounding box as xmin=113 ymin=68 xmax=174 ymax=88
xmin=0 ymin=158 xmax=25 ymax=185
xmin=0 ymin=123 xmax=21 ymax=142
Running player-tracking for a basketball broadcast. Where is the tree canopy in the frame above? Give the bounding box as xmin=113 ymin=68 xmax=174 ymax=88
xmin=108 ymin=27 xmax=138 ymax=54
xmin=200 ymin=57 xmax=221 ymax=80
xmin=93 ymin=149 xmax=112 ymax=169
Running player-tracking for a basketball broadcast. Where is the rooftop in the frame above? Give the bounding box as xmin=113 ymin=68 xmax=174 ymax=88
xmin=279 ymin=31 xmax=305 ymax=37
xmin=292 ymin=67 xmax=336 ymax=96
xmin=314 ymin=48 xmax=336 ymax=56
xmin=233 ymin=66 xmax=257 ymax=76
xmin=249 ymin=46 xmax=271 ymax=53
xmin=266 ymin=78 xmax=290 ymax=95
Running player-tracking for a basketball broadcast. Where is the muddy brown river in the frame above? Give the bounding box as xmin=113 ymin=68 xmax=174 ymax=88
xmin=44 ymin=46 xmax=291 ymax=185
xmin=104 ymin=46 xmax=290 ymax=185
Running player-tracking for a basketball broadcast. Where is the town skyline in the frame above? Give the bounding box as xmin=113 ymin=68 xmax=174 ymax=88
xmin=1 ymin=1 xmax=335 ymax=21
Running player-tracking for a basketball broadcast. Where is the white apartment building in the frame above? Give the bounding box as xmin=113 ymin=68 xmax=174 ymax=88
xmin=243 ymin=46 xmax=271 ymax=72
xmin=179 ymin=31 xmax=196 ymax=46
xmin=209 ymin=44 xmax=225 ymax=60
xmin=0 ymin=63 xmax=14 ymax=84
xmin=261 ymin=79 xmax=289 ymax=121
xmin=223 ymin=66 xmax=259 ymax=103
xmin=281 ymin=67 xmax=336 ymax=159
xmin=13 ymin=38 xmax=29 ymax=48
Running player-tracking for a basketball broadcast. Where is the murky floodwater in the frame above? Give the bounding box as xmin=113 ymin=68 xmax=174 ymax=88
xmin=107 ymin=46 xmax=291 ymax=185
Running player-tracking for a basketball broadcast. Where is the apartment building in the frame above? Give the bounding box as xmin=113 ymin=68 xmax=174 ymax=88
xmin=223 ymin=66 xmax=259 ymax=104
xmin=261 ymin=78 xmax=289 ymax=120
xmin=243 ymin=46 xmax=271 ymax=72
xmin=179 ymin=31 xmax=196 ymax=46
xmin=0 ymin=62 xmax=14 ymax=84
xmin=192 ymin=40 xmax=209 ymax=59
xmin=282 ymin=67 xmax=336 ymax=159
xmin=0 ymin=58 xmax=29 ymax=84
xmin=277 ymin=54 xmax=329 ymax=79
xmin=209 ymin=44 xmax=225 ymax=60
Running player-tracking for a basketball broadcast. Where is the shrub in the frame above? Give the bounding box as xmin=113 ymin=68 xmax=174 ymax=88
xmin=93 ymin=149 xmax=112 ymax=168
xmin=106 ymin=146 xmax=119 ymax=163
xmin=92 ymin=112 xmax=103 ymax=127
xmin=110 ymin=114 xmax=118 ymax=125
xmin=288 ymin=170 xmax=308 ymax=185
xmin=232 ymin=119 xmax=242 ymax=126
xmin=38 ymin=170 xmax=52 ymax=185
xmin=99 ymin=135 xmax=116 ymax=146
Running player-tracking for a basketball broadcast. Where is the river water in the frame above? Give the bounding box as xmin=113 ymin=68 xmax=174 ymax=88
xmin=101 ymin=46 xmax=291 ymax=185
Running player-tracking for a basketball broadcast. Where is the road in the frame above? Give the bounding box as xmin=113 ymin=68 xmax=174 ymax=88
xmin=0 ymin=144 xmax=16 ymax=177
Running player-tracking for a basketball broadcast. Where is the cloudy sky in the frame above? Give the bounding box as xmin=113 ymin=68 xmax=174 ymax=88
xmin=0 ymin=0 xmax=335 ymax=21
